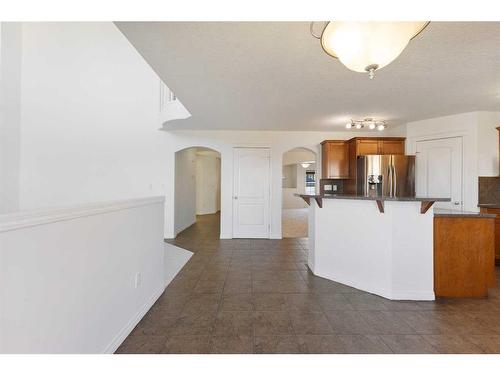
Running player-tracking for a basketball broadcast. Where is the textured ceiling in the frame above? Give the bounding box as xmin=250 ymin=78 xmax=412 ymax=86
xmin=116 ymin=22 xmax=500 ymax=131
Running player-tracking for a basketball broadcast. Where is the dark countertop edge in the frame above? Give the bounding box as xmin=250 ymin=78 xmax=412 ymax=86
xmin=295 ymin=194 xmax=450 ymax=202
xmin=478 ymin=204 xmax=500 ymax=208
xmin=434 ymin=209 xmax=496 ymax=218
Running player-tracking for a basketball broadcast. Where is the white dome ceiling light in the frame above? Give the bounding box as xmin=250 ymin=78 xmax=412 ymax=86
xmin=311 ymin=22 xmax=429 ymax=79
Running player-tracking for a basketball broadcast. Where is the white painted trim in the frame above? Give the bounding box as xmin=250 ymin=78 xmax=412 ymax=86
xmin=389 ymin=291 xmax=435 ymax=301
xmin=106 ymin=242 xmax=192 ymax=353
xmin=103 ymin=284 xmax=165 ymax=354
xmin=0 ymin=196 xmax=165 ymax=233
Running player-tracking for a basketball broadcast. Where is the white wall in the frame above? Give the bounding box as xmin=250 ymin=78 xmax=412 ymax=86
xmin=17 ymin=23 xmax=169 ymax=210
xmin=0 ymin=197 xmax=166 ymax=353
xmin=477 ymin=111 xmax=500 ymax=176
xmin=282 ymin=164 xmax=297 ymax=188
xmin=282 ymin=149 xmax=316 ymax=165
xmin=163 ymin=130 xmax=379 ymax=239
xmin=174 ymin=148 xmax=196 ymax=234
xmin=196 ymin=152 xmax=221 ymax=215
xmin=0 ymin=23 xmax=22 ymax=213
xmin=405 ymin=111 xmax=500 ymax=212
xmin=282 ymin=188 xmax=308 ymax=209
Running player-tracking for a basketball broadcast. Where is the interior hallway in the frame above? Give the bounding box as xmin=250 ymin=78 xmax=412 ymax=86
xmin=282 ymin=208 xmax=308 ymax=238
xmin=117 ymin=213 xmax=500 ymax=354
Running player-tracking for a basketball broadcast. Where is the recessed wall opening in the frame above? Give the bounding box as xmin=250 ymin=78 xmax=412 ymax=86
xmin=281 ymin=147 xmax=317 ymax=238
xmin=174 ymin=147 xmax=221 ymax=237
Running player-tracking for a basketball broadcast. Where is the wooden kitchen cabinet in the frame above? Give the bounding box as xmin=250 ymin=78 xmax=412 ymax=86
xmin=480 ymin=206 xmax=500 ymax=264
xmin=320 ymin=137 xmax=406 ymax=188
xmin=434 ymin=216 xmax=495 ymax=297
xmin=356 ymin=139 xmax=380 ymax=155
xmin=379 ymin=139 xmax=405 ymax=155
xmin=321 ymin=140 xmax=349 ymax=179
xmin=354 ymin=138 xmax=406 ymax=155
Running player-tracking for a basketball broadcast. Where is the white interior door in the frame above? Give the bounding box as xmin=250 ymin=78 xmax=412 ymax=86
xmin=233 ymin=148 xmax=271 ymax=238
xmin=415 ymin=137 xmax=463 ymax=210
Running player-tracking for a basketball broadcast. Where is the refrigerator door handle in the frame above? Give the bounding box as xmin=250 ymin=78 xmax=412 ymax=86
xmin=392 ymin=163 xmax=397 ymax=196
xmin=387 ymin=164 xmax=393 ymax=197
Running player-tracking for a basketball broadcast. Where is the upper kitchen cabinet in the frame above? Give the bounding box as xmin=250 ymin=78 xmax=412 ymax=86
xmin=379 ymin=139 xmax=406 ymax=154
xmin=356 ymin=139 xmax=380 ymax=155
xmin=321 ymin=140 xmax=349 ymax=179
xmin=352 ymin=137 xmax=406 ymax=155
xmin=321 ymin=137 xmax=406 ymax=182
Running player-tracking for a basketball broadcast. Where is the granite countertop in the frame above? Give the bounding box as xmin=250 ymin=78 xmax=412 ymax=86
xmin=296 ymin=193 xmax=450 ymax=202
xmin=434 ymin=208 xmax=496 ymax=218
xmin=478 ymin=203 xmax=500 ymax=208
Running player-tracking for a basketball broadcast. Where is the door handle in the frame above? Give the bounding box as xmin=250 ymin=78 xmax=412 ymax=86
xmin=392 ymin=164 xmax=397 ymax=196
xmin=387 ymin=165 xmax=393 ymax=197
xmin=453 ymin=201 xmax=460 ymax=205
xmin=233 ymin=196 xmax=238 ymax=200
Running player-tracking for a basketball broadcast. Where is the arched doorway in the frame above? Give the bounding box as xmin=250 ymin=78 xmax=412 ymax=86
xmin=174 ymin=147 xmax=221 ymax=237
xmin=281 ymin=147 xmax=317 ymax=238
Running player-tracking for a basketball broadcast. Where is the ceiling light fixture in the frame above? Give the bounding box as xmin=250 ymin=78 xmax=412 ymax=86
xmin=311 ymin=21 xmax=429 ymax=79
xmin=347 ymin=118 xmax=387 ymax=131
xmin=300 ymin=161 xmax=315 ymax=169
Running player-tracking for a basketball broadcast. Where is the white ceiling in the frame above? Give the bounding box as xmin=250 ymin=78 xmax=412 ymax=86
xmin=116 ymin=22 xmax=500 ymax=131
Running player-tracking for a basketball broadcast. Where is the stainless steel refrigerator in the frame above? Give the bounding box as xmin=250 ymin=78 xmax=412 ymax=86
xmin=357 ymin=155 xmax=416 ymax=197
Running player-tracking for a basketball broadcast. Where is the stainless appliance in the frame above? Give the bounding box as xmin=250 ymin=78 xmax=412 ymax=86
xmin=357 ymin=155 xmax=415 ymax=197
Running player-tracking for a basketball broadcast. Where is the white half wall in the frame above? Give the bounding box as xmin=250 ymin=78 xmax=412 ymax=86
xmin=309 ymin=199 xmax=434 ymax=300
xmin=0 ymin=197 xmax=167 ymax=353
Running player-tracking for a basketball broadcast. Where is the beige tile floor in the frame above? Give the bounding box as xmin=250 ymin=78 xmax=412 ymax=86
xmin=282 ymin=208 xmax=308 ymax=238
xmin=116 ymin=213 xmax=500 ymax=354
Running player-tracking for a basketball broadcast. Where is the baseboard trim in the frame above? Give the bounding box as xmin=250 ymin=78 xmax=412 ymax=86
xmin=103 ymin=284 xmax=165 ymax=354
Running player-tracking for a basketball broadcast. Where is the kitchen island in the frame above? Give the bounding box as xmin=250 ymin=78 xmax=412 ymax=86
xmin=298 ymin=194 xmax=449 ymax=301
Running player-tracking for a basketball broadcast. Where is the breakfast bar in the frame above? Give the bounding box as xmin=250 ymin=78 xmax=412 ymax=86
xmin=298 ymin=194 xmax=450 ymax=301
